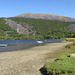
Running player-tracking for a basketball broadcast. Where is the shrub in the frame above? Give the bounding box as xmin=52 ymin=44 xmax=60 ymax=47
xmin=65 ymin=38 xmax=75 ymax=41
xmin=73 ymin=41 xmax=75 ymax=46
xmin=65 ymin=44 xmax=72 ymax=48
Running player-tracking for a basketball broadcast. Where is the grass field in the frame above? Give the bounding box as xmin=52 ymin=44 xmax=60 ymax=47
xmin=44 ymin=42 xmax=75 ymax=75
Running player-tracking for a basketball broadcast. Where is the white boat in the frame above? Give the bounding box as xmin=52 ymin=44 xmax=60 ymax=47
xmin=0 ymin=44 xmax=7 ymax=47
xmin=36 ymin=41 xmax=43 ymax=43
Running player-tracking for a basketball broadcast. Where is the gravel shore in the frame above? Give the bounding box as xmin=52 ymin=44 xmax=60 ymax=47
xmin=0 ymin=42 xmax=71 ymax=75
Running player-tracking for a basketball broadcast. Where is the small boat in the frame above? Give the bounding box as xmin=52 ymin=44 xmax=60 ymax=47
xmin=0 ymin=44 xmax=7 ymax=47
xmin=36 ymin=41 xmax=43 ymax=43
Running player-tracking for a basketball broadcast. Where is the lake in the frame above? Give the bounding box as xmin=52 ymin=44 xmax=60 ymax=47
xmin=0 ymin=39 xmax=64 ymax=52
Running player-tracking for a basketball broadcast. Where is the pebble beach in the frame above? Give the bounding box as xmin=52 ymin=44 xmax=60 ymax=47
xmin=0 ymin=42 xmax=71 ymax=75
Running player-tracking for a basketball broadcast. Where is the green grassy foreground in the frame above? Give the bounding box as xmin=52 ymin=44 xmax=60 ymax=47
xmin=44 ymin=43 xmax=75 ymax=75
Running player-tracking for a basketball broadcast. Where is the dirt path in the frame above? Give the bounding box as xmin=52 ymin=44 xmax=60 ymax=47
xmin=0 ymin=42 xmax=71 ymax=75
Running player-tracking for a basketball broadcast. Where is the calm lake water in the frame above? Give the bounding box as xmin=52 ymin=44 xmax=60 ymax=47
xmin=0 ymin=39 xmax=64 ymax=52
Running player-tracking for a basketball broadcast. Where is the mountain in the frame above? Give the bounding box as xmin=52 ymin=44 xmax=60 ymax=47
xmin=0 ymin=13 xmax=75 ymax=40
xmin=16 ymin=13 xmax=75 ymax=22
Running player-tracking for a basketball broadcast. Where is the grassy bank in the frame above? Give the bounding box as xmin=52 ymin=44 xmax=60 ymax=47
xmin=46 ymin=42 xmax=74 ymax=59
xmin=44 ymin=53 xmax=75 ymax=75
xmin=44 ymin=42 xmax=75 ymax=75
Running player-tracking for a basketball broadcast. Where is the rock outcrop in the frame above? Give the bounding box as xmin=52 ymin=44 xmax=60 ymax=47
xmin=70 ymin=54 xmax=75 ymax=58
xmin=4 ymin=19 xmax=35 ymax=35
xmin=66 ymin=24 xmax=75 ymax=31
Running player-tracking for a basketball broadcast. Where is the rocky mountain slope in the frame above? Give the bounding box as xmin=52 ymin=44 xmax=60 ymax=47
xmin=16 ymin=13 xmax=75 ymax=22
xmin=4 ymin=19 xmax=35 ymax=35
xmin=0 ymin=12 xmax=75 ymax=40
xmin=8 ymin=17 xmax=75 ymax=39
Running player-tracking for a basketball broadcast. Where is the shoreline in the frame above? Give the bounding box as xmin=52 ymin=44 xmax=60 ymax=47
xmin=0 ymin=41 xmax=65 ymax=52
xmin=0 ymin=41 xmax=72 ymax=75
xmin=0 ymin=39 xmax=64 ymax=52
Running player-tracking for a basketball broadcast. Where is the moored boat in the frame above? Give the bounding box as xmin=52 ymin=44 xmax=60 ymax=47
xmin=36 ymin=41 xmax=43 ymax=43
xmin=0 ymin=44 xmax=7 ymax=47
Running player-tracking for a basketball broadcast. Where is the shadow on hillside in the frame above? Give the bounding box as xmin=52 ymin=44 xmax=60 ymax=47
xmin=39 ymin=67 xmax=47 ymax=75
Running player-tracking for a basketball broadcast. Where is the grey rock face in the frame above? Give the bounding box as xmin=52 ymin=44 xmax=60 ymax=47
xmin=16 ymin=13 xmax=75 ymax=22
xmin=4 ymin=19 xmax=35 ymax=35
xmin=66 ymin=24 xmax=75 ymax=31
xmin=4 ymin=19 xmax=17 ymax=30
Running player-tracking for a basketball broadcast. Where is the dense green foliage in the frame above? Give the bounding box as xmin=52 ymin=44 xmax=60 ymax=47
xmin=0 ymin=18 xmax=13 ymax=37
xmin=0 ymin=18 xmax=12 ymax=31
xmin=0 ymin=29 xmax=6 ymax=36
xmin=7 ymin=30 xmax=43 ymax=40
xmin=0 ymin=17 xmax=75 ymax=40
xmin=9 ymin=17 xmax=75 ymax=39
xmin=8 ymin=31 xmax=21 ymax=37
xmin=44 ymin=53 xmax=75 ymax=75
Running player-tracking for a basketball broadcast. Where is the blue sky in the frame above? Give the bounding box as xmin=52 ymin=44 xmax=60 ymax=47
xmin=0 ymin=0 xmax=75 ymax=18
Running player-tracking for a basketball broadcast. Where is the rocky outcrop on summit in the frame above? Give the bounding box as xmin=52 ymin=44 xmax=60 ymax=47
xmin=4 ymin=19 xmax=35 ymax=35
xmin=16 ymin=13 xmax=75 ymax=22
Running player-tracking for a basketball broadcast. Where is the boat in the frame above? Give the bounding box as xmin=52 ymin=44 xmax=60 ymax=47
xmin=36 ymin=41 xmax=43 ymax=43
xmin=0 ymin=44 xmax=7 ymax=47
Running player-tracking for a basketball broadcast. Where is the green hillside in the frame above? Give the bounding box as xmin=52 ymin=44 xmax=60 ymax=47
xmin=0 ymin=18 xmax=12 ymax=37
xmin=0 ymin=29 xmax=5 ymax=36
xmin=0 ymin=18 xmax=44 ymax=40
xmin=0 ymin=17 xmax=75 ymax=40
xmin=9 ymin=17 xmax=75 ymax=39
xmin=0 ymin=18 xmax=12 ymax=31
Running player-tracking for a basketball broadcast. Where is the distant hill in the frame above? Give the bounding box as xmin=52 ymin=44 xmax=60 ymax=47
xmin=0 ymin=13 xmax=75 ymax=40
xmin=16 ymin=13 xmax=75 ymax=22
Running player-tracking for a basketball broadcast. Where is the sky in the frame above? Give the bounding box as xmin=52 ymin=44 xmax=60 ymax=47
xmin=0 ymin=0 xmax=75 ymax=18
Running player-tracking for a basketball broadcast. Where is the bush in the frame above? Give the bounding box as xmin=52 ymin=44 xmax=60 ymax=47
xmin=65 ymin=44 xmax=72 ymax=48
xmin=65 ymin=38 xmax=75 ymax=41
xmin=73 ymin=42 xmax=75 ymax=46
